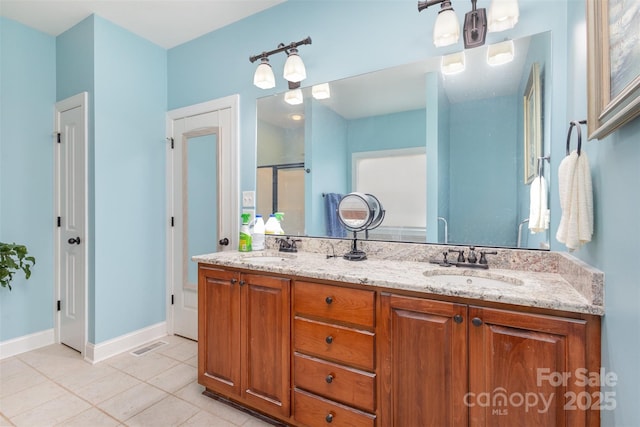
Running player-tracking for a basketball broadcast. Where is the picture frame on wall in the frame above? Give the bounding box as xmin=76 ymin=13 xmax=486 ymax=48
xmin=524 ymin=62 xmax=541 ymax=185
xmin=587 ymin=0 xmax=640 ymax=140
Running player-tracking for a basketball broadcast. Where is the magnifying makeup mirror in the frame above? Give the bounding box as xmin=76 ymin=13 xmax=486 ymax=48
xmin=337 ymin=193 xmax=385 ymax=260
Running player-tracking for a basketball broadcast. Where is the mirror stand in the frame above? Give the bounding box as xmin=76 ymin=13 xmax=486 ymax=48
xmin=344 ymin=231 xmax=367 ymax=261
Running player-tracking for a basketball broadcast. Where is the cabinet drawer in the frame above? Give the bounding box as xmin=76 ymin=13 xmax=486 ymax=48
xmin=294 ymin=389 xmax=376 ymax=427
xmin=294 ymin=353 xmax=375 ymax=412
xmin=294 ymin=317 xmax=375 ymax=370
xmin=294 ymin=281 xmax=375 ymax=328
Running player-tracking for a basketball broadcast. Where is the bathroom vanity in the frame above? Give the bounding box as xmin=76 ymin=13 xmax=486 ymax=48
xmin=194 ymin=239 xmax=603 ymax=427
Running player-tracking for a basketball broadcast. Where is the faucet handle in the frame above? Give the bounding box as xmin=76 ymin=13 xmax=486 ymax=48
xmin=448 ymin=249 xmax=465 ymax=263
xmin=479 ymin=250 xmax=498 ymax=265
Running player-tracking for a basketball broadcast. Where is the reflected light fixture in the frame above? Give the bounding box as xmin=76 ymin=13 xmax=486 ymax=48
xmin=419 ymin=0 xmax=514 ymax=49
xmin=284 ymin=88 xmax=304 ymax=105
xmin=312 ymin=83 xmax=331 ymax=100
xmin=487 ymin=40 xmax=515 ymax=66
xmin=253 ymin=56 xmax=275 ymax=89
xmin=289 ymin=113 xmax=304 ymax=121
xmin=441 ymin=51 xmax=466 ymax=75
xmin=488 ymin=0 xmax=519 ymax=32
xmin=249 ymin=37 xmax=311 ymax=89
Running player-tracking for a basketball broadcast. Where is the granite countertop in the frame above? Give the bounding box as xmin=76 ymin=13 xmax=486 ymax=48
xmin=193 ymin=248 xmax=604 ymax=316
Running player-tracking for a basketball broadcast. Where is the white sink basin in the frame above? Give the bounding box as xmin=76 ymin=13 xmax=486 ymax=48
xmin=240 ymin=253 xmax=297 ymax=264
xmin=423 ymin=270 xmax=523 ymax=287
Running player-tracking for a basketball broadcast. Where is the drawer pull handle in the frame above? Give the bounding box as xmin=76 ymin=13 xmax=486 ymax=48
xmin=472 ymin=317 xmax=483 ymax=327
xmin=325 ymin=296 xmax=333 ymax=305
xmin=325 ymin=413 xmax=334 ymax=423
xmin=325 ymin=374 xmax=334 ymax=384
xmin=325 ymin=335 xmax=334 ymax=344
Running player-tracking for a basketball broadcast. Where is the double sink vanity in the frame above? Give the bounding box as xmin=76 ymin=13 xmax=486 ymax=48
xmin=194 ymin=237 xmax=603 ymax=427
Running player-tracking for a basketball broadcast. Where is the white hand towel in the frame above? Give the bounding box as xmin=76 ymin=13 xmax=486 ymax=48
xmin=528 ymin=175 xmax=549 ymax=233
xmin=556 ymin=150 xmax=593 ymax=250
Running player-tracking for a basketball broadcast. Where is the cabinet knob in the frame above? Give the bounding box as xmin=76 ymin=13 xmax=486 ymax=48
xmin=325 ymin=374 xmax=334 ymax=384
xmin=230 ymin=278 xmax=238 ymax=285
xmin=325 ymin=335 xmax=334 ymax=344
xmin=453 ymin=314 xmax=463 ymax=324
xmin=325 ymin=296 xmax=333 ymax=305
xmin=239 ymin=280 xmax=246 ymax=286
xmin=472 ymin=317 xmax=483 ymax=327
xmin=325 ymin=413 xmax=334 ymax=423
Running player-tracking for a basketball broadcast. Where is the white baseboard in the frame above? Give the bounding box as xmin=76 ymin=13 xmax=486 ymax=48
xmin=84 ymin=322 xmax=167 ymax=364
xmin=0 ymin=329 xmax=55 ymax=360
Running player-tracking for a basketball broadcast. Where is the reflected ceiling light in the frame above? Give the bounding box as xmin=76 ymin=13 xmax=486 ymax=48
xmin=441 ymin=51 xmax=466 ymax=75
xmin=488 ymin=0 xmax=519 ymax=32
xmin=249 ymin=37 xmax=312 ymax=89
xmin=419 ymin=0 xmax=499 ymax=49
xmin=284 ymin=89 xmax=304 ymax=105
xmin=487 ymin=40 xmax=515 ymax=66
xmin=312 ymin=83 xmax=331 ymax=99
xmin=290 ymin=113 xmax=304 ymax=121
xmin=253 ymin=56 xmax=275 ymax=89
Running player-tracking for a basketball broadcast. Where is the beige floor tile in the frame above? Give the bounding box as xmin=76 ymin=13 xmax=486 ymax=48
xmin=180 ymin=410 xmax=236 ymax=427
xmin=54 ymin=362 xmax=117 ymax=392
xmin=0 ymin=361 xmax=48 ymax=398
xmin=97 ymin=382 xmax=167 ymax=422
xmin=242 ymin=417 xmax=277 ymax=427
xmin=0 ymin=380 xmax=68 ymax=418
xmin=148 ymin=363 xmax=197 ymax=393
xmin=105 ymin=351 xmax=179 ymax=381
xmin=54 ymin=407 xmax=120 ymax=427
xmin=18 ymin=345 xmax=88 ymax=380
xmin=10 ymin=393 xmax=90 ymax=427
xmin=74 ymin=370 xmax=141 ymax=405
xmin=174 ymin=382 xmax=251 ymax=425
xmin=158 ymin=339 xmax=197 ymax=362
xmin=126 ymin=395 xmax=199 ymax=427
xmin=0 ymin=413 xmax=13 ymax=426
xmin=185 ymin=355 xmax=198 ymax=368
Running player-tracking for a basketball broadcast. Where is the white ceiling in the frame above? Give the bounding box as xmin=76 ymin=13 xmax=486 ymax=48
xmin=0 ymin=0 xmax=286 ymax=48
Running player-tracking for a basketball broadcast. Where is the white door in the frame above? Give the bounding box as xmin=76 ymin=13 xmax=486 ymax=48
xmin=167 ymin=96 xmax=239 ymax=340
xmin=55 ymin=93 xmax=88 ymax=354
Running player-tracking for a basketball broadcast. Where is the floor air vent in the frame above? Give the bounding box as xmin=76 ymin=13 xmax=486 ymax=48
xmin=130 ymin=340 xmax=168 ymax=357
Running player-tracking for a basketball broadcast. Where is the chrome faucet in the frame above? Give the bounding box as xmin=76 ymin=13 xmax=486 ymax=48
xmin=276 ymin=237 xmax=300 ymax=253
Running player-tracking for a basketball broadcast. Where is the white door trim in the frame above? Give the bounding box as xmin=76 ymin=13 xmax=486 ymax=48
xmin=165 ymin=95 xmax=240 ymax=336
xmin=54 ymin=92 xmax=89 ymax=355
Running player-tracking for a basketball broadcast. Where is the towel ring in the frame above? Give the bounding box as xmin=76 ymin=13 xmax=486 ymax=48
xmin=566 ymin=120 xmax=587 ymax=156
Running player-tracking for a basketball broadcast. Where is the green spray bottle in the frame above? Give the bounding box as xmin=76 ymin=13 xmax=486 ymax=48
xmin=239 ymin=213 xmax=252 ymax=252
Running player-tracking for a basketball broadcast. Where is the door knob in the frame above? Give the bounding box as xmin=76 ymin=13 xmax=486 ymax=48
xmin=218 ymin=237 xmax=229 ymax=246
xmin=68 ymin=237 xmax=81 ymax=245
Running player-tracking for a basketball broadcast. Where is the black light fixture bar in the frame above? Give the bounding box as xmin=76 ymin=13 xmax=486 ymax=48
xmin=417 ymin=0 xmax=449 ymax=12
xmin=249 ymin=36 xmax=312 ymax=63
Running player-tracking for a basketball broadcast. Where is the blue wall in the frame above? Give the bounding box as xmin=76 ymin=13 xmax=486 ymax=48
xmin=0 ymin=18 xmax=56 ymax=341
xmin=566 ymin=2 xmax=640 ymax=426
xmin=2 ymin=15 xmax=166 ymax=345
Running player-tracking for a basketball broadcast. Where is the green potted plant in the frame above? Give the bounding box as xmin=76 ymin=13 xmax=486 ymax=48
xmin=0 ymin=242 xmax=36 ymax=291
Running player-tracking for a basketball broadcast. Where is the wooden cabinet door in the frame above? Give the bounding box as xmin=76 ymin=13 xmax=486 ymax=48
xmin=241 ymin=273 xmax=291 ymax=418
xmin=379 ymin=294 xmax=468 ymax=427
xmin=198 ymin=266 xmax=241 ymax=397
xmin=468 ymin=306 xmax=587 ymax=427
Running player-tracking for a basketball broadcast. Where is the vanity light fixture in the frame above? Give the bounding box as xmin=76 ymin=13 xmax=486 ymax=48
xmin=253 ymin=56 xmax=276 ymax=89
xmin=441 ymin=51 xmax=466 ymax=75
xmin=488 ymin=0 xmax=519 ymax=32
xmin=487 ymin=40 xmax=515 ymax=66
xmin=284 ymin=88 xmax=304 ymax=105
xmin=249 ymin=37 xmax=312 ymax=89
xmin=312 ymin=83 xmax=331 ymax=100
xmin=419 ymin=0 xmax=511 ymax=49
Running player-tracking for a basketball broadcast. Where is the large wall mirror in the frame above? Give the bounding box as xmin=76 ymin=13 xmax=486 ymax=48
xmin=256 ymin=31 xmax=551 ymax=249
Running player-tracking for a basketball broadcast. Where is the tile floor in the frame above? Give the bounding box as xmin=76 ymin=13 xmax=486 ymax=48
xmin=0 ymin=335 xmax=273 ymax=427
